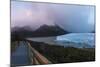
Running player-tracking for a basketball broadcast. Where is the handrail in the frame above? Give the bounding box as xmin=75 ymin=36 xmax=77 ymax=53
xmin=27 ymin=41 xmax=52 ymax=64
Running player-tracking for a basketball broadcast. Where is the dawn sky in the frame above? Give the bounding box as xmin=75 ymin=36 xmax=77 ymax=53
xmin=11 ymin=1 xmax=95 ymax=33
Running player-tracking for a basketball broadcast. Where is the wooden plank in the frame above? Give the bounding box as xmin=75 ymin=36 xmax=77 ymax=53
xmin=33 ymin=57 xmax=40 ymax=64
xmin=27 ymin=42 xmax=52 ymax=64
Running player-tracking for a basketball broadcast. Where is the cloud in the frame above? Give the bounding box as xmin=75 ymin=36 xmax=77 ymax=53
xmin=11 ymin=1 xmax=55 ymax=28
xmin=11 ymin=1 xmax=95 ymax=33
xmin=50 ymin=4 xmax=95 ymax=33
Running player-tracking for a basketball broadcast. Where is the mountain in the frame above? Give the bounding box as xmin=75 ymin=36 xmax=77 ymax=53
xmin=32 ymin=24 xmax=68 ymax=37
xmin=11 ymin=26 xmax=33 ymax=32
xmin=11 ymin=26 xmax=34 ymax=41
xmin=11 ymin=24 xmax=68 ymax=41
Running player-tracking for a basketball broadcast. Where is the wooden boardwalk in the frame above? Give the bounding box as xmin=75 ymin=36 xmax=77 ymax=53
xmin=11 ymin=41 xmax=52 ymax=66
xmin=27 ymin=42 xmax=52 ymax=64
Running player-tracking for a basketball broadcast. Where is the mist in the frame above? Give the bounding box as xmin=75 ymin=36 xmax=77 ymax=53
xmin=11 ymin=1 xmax=95 ymax=33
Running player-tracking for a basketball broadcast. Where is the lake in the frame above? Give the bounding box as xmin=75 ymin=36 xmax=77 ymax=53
xmin=27 ymin=33 xmax=95 ymax=48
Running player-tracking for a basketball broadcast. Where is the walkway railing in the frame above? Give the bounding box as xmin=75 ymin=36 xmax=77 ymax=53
xmin=27 ymin=41 xmax=52 ymax=65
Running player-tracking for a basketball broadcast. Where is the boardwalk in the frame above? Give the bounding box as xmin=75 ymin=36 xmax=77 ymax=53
xmin=11 ymin=41 xmax=51 ymax=66
xmin=27 ymin=42 xmax=52 ymax=64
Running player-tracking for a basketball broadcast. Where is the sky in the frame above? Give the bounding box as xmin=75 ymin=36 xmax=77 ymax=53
xmin=11 ymin=1 xmax=95 ymax=33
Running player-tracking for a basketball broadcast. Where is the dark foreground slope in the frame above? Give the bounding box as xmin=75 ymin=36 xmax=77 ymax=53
xmin=29 ymin=41 xmax=95 ymax=63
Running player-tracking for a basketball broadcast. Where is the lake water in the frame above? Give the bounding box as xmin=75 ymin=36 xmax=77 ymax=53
xmin=27 ymin=33 xmax=95 ymax=48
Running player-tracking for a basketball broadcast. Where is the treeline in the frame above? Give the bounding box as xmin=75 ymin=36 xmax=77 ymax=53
xmin=28 ymin=41 xmax=95 ymax=63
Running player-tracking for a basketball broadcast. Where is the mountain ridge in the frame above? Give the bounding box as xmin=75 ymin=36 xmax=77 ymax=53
xmin=11 ymin=24 xmax=68 ymax=41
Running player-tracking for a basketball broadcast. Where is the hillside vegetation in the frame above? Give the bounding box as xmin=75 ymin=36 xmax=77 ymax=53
xmin=29 ymin=41 xmax=95 ymax=63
